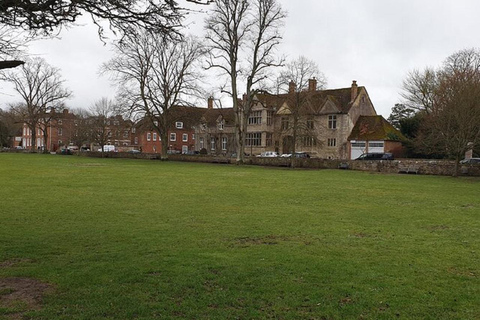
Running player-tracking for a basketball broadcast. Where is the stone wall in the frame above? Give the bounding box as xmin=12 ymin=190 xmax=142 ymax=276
xmin=74 ymin=151 xmax=480 ymax=177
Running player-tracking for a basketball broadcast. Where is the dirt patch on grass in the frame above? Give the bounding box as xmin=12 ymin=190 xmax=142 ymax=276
xmin=0 ymin=277 xmax=53 ymax=319
xmin=447 ymin=267 xmax=477 ymax=278
xmin=427 ymin=225 xmax=449 ymax=232
xmin=230 ymin=234 xmax=318 ymax=247
xmin=0 ymin=259 xmax=34 ymax=268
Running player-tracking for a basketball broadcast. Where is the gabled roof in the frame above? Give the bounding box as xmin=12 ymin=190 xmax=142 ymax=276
xmin=255 ymin=86 xmax=366 ymax=115
xmin=348 ymin=116 xmax=406 ymax=141
xmin=201 ymin=108 xmax=235 ymax=127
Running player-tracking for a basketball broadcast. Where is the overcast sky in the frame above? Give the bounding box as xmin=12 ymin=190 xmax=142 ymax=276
xmin=2 ymin=0 xmax=480 ymax=117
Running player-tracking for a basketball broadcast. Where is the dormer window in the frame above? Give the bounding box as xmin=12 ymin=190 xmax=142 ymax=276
xmin=218 ymin=120 xmax=224 ymax=130
xmin=176 ymin=122 xmax=183 ymax=129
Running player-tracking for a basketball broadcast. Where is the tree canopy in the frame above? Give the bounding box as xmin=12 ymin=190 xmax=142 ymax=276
xmin=0 ymin=0 xmax=213 ymax=39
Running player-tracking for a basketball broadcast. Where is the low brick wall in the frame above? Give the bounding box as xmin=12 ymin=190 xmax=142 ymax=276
xmin=73 ymin=151 xmax=480 ymax=177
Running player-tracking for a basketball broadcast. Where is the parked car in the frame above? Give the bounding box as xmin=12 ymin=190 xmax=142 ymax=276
xmin=257 ymin=151 xmax=279 ymax=157
xmin=281 ymin=152 xmax=311 ymax=158
xmin=293 ymin=152 xmax=310 ymax=158
xmin=460 ymin=158 xmax=480 ymax=164
xmin=355 ymin=152 xmax=394 ymax=160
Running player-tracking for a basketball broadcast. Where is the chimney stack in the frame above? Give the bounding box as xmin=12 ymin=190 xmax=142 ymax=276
xmin=308 ymin=77 xmax=317 ymax=92
xmin=288 ymin=80 xmax=296 ymax=94
xmin=351 ymin=80 xmax=358 ymax=102
xmin=208 ymin=96 xmax=214 ymax=109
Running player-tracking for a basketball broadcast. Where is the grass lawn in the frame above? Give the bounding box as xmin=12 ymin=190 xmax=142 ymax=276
xmin=0 ymin=153 xmax=479 ymax=319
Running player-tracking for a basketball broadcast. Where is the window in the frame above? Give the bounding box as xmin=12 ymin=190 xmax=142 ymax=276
xmin=328 ymin=115 xmax=337 ymax=129
xmin=170 ymin=133 xmax=176 ymax=141
xmin=107 ymin=131 xmax=112 ymax=138
xmin=222 ymin=137 xmax=227 ymax=150
xmin=210 ymin=137 xmax=216 ymax=150
xmin=267 ymin=111 xmax=274 ymax=126
xmin=369 ymin=142 xmax=384 ymax=148
xmin=218 ymin=120 xmax=224 ymax=130
xmin=153 ymin=120 xmax=158 ymax=126
xmin=351 ymin=142 xmax=366 ymax=148
xmin=307 ymin=119 xmax=314 ymax=129
xmin=58 ymin=119 xmax=62 ymax=125
xmin=123 ymin=130 xmax=129 ymax=138
xmin=281 ymin=117 xmax=289 ymax=130
xmin=153 ymin=133 xmax=157 ymax=141
xmin=132 ymin=127 xmax=136 ymax=134
xmin=248 ymin=111 xmax=262 ymax=125
xmin=38 ymin=128 xmax=41 ymax=136
xmin=266 ymin=133 xmax=273 ymax=147
xmin=182 ymin=145 xmax=188 ymax=154
xmin=200 ymin=137 xmax=204 ymax=149
xmin=182 ymin=133 xmax=188 ymax=142
xmin=147 ymin=133 xmax=151 ymax=141
xmin=303 ymin=136 xmax=316 ymax=147
xmin=328 ymin=138 xmax=337 ymax=147
xmin=192 ymin=134 xmax=195 ymax=140
xmin=134 ymin=137 xmax=138 ymax=145
xmin=58 ymin=128 xmax=63 ymax=136
xmin=246 ymin=132 xmax=261 ymax=146
xmin=176 ymin=122 xmax=183 ymax=129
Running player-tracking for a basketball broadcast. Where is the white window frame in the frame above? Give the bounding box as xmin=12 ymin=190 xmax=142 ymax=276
xmin=153 ymin=133 xmax=157 ymax=141
xmin=182 ymin=133 xmax=188 ymax=142
xmin=147 ymin=133 xmax=151 ymax=141
xmin=222 ymin=137 xmax=227 ymax=151
xmin=170 ymin=133 xmax=176 ymax=141
xmin=210 ymin=137 xmax=215 ymax=151
xmin=176 ymin=122 xmax=183 ymax=129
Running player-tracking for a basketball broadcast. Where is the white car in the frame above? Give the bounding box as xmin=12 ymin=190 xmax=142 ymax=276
xmin=257 ymin=151 xmax=279 ymax=157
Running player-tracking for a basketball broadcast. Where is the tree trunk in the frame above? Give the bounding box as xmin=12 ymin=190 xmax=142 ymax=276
xmin=453 ymin=155 xmax=460 ymax=177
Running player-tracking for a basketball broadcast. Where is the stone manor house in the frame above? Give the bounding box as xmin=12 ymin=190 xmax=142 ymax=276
xmin=19 ymin=80 xmax=403 ymax=159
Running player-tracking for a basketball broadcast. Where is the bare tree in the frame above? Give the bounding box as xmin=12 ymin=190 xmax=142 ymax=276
xmin=414 ymin=48 xmax=480 ymax=175
xmin=205 ymin=0 xmax=285 ymax=164
xmin=401 ymin=68 xmax=438 ymax=114
xmin=0 ymin=57 xmax=71 ymax=151
xmin=0 ymin=0 xmax=213 ymax=40
xmin=90 ymin=98 xmax=118 ymax=154
xmin=277 ymin=56 xmax=326 ymax=167
xmin=103 ymin=30 xmax=204 ymax=159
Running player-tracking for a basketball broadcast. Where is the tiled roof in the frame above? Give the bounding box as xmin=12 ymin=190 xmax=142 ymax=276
xmin=348 ymin=116 xmax=406 ymax=141
xmin=202 ymin=107 xmax=235 ymax=126
xmin=255 ymin=86 xmax=362 ymax=114
xmin=168 ymin=105 xmax=206 ymax=129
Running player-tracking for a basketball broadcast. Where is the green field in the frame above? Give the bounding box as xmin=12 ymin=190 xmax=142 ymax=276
xmin=0 ymin=153 xmax=479 ymax=319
